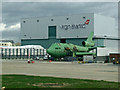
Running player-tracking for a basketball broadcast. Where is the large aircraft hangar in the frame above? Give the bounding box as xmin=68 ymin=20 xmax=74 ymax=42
xmin=20 ymin=13 xmax=119 ymax=61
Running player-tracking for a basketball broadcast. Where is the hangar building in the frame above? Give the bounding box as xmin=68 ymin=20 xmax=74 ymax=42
xmin=20 ymin=13 xmax=119 ymax=60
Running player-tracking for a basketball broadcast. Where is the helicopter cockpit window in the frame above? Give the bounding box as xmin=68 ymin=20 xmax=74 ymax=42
xmin=55 ymin=47 xmax=61 ymax=49
xmin=55 ymin=48 xmax=59 ymax=49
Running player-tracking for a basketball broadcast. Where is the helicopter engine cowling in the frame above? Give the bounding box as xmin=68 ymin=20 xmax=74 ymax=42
xmin=82 ymin=41 xmax=94 ymax=47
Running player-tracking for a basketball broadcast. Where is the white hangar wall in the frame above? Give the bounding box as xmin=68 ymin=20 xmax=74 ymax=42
xmin=94 ymin=14 xmax=117 ymax=38
xmin=93 ymin=14 xmax=118 ymax=56
xmin=21 ymin=13 xmax=94 ymax=39
xmin=97 ymin=39 xmax=119 ymax=56
xmin=56 ymin=14 xmax=94 ymax=38
xmin=21 ymin=13 xmax=116 ymax=40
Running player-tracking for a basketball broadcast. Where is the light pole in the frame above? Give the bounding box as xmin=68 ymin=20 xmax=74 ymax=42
xmin=24 ymin=35 xmax=32 ymax=60
xmin=104 ymin=35 xmax=107 ymax=46
xmin=104 ymin=35 xmax=108 ymax=62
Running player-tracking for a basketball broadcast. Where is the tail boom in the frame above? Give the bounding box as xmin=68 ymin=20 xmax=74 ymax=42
xmin=82 ymin=32 xmax=94 ymax=47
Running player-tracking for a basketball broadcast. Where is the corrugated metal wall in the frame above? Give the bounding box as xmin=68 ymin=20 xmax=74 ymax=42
xmin=21 ymin=38 xmax=104 ymax=49
xmin=21 ymin=38 xmax=60 ymax=49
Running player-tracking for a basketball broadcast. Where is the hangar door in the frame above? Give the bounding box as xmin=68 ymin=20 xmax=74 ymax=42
xmin=48 ymin=26 xmax=56 ymax=38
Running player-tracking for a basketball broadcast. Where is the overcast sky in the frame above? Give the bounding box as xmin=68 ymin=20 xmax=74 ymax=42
xmin=1 ymin=2 xmax=118 ymax=43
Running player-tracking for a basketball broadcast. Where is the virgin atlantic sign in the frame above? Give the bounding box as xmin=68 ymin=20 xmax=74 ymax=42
xmin=59 ymin=19 xmax=90 ymax=30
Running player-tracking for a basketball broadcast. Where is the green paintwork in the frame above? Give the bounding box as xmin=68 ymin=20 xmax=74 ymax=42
xmin=47 ymin=32 xmax=96 ymax=58
xmin=76 ymin=52 xmax=96 ymax=55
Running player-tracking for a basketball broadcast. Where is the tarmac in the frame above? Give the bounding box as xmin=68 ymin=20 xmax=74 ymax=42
xmin=1 ymin=59 xmax=119 ymax=82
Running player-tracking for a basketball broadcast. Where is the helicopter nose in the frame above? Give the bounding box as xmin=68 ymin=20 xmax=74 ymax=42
xmin=47 ymin=49 xmax=52 ymax=55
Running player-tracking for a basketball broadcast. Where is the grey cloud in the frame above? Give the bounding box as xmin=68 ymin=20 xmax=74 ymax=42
xmin=2 ymin=29 xmax=20 ymax=42
xmin=2 ymin=2 xmax=118 ymax=25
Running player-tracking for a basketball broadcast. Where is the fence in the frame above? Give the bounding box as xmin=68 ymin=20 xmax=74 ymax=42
xmin=1 ymin=48 xmax=47 ymax=59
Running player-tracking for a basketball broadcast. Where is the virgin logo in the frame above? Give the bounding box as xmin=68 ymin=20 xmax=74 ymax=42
xmin=85 ymin=19 xmax=90 ymax=25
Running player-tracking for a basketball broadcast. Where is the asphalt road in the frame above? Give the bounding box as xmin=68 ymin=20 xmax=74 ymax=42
xmin=1 ymin=59 xmax=119 ymax=82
